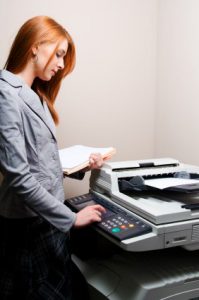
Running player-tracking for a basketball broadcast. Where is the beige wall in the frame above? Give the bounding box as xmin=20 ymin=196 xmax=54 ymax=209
xmin=0 ymin=0 xmax=157 ymax=197
xmin=155 ymin=0 xmax=199 ymax=165
xmin=3 ymin=1 xmax=199 ymax=198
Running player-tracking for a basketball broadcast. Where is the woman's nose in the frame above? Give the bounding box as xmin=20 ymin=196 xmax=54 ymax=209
xmin=58 ymin=59 xmax=64 ymax=70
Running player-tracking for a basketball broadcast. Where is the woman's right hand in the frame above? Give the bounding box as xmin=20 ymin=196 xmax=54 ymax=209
xmin=74 ymin=205 xmax=106 ymax=228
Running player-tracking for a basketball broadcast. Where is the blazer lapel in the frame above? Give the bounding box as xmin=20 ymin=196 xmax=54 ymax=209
xmin=19 ymin=86 xmax=57 ymax=140
xmin=0 ymin=70 xmax=57 ymax=140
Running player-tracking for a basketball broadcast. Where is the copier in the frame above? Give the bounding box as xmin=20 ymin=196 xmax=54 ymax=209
xmin=66 ymin=158 xmax=199 ymax=300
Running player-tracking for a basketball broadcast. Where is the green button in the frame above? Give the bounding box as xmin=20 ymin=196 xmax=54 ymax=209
xmin=112 ymin=227 xmax=121 ymax=233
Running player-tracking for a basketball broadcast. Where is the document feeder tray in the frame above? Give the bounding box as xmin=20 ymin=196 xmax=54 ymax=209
xmin=119 ymin=171 xmax=199 ymax=193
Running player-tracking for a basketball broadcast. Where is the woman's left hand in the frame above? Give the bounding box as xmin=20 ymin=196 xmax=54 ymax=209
xmin=88 ymin=153 xmax=104 ymax=170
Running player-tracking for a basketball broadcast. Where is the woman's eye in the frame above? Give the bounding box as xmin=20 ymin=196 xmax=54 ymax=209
xmin=56 ymin=53 xmax=62 ymax=58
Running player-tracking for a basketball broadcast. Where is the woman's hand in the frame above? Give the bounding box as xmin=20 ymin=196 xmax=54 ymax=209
xmin=82 ymin=153 xmax=104 ymax=172
xmin=74 ymin=204 xmax=106 ymax=228
xmin=89 ymin=152 xmax=104 ymax=169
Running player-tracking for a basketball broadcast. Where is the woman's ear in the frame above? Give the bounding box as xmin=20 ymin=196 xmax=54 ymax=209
xmin=31 ymin=45 xmax=39 ymax=56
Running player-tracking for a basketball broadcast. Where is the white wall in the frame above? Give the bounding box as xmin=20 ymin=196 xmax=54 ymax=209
xmin=0 ymin=0 xmax=157 ymax=197
xmin=155 ymin=0 xmax=199 ymax=165
xmin=1 ymin=0 xmax=199 ymax=197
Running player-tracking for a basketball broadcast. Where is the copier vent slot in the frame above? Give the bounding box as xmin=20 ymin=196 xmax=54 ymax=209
xmin=192 ymin=225 xmax=199 ymax=241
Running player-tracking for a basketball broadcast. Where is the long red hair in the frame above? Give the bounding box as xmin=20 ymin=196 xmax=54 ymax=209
xmin=4 ymin=16 xmax=76 ymax=124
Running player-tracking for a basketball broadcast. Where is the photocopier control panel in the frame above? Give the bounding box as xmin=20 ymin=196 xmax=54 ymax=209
xmin=66 ymin=193 xmax=152 ymax=241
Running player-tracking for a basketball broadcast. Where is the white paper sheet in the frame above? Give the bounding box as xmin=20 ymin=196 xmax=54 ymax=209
xmin=59 ymin=145 xmax=114 ymax=169
xmin=144 ymin=178 xmax=199 ymax=190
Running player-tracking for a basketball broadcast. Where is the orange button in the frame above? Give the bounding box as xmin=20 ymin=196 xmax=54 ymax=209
xmin=120 ymin=225 xmax=126 ymax=229
xmin=129 ymin=224 xmax=134 ymax=228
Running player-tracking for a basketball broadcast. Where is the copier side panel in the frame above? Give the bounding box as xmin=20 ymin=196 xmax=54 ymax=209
xmin=72 ymin=247 xmax=199 ymax=300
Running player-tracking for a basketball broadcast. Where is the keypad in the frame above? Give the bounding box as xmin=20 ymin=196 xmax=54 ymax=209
xmin=66 ymin=193 xmax=152 ymax=241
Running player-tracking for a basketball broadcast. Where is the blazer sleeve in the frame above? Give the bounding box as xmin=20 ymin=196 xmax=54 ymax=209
xmin=0 ymin=88 xmax=76 ymax=233
xmin=66 ymin=171 xmax=85 ymax=180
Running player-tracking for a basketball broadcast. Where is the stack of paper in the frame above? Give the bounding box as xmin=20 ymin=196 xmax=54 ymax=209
xmin=59 ymin=145 xmax=116 ymax=175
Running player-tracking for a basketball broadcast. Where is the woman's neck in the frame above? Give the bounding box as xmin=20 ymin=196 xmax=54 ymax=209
xmin=15 ymin=63 xmax=36 ymax=87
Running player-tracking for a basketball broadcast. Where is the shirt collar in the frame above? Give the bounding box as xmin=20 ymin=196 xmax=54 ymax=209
xmin=0 ymin=69 xmax=24 ymax=87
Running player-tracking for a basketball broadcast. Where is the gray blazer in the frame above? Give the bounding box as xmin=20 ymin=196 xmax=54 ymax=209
xmin=0 ymin=70 xmax=76 ymax=233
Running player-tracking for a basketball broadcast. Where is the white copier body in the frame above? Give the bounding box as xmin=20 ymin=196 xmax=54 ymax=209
xmin=90 ymin=158 xmax=199 ymax=252
xmin=71 ymin=158 xmax=199 ymax=300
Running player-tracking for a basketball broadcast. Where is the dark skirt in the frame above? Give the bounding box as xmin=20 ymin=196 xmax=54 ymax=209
xmin=0 ymin=216 xmax=89 ymax=300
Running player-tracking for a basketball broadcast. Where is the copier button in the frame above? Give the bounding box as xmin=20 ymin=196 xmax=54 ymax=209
xmin=112 ymin=228 xmax=121 ymax=233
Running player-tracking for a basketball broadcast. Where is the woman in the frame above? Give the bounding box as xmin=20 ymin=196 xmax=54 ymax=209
xmin=0 ymin=16 xmax=106 ymax=299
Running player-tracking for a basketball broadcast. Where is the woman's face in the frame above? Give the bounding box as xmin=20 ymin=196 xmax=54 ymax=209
xmin=33 ymin=39 xmax=68 ymax=81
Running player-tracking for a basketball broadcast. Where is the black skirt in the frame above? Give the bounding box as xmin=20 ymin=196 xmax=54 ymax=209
xmin=0 ymin=216 xmax=89 ymax=300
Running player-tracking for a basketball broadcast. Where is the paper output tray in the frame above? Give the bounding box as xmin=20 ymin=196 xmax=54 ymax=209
xmin=165 ymin=183 xmax=199 ymax=193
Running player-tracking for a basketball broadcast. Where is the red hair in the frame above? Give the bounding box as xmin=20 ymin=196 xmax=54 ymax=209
xmin=4 ymin=16 xmax=76 ymax=124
